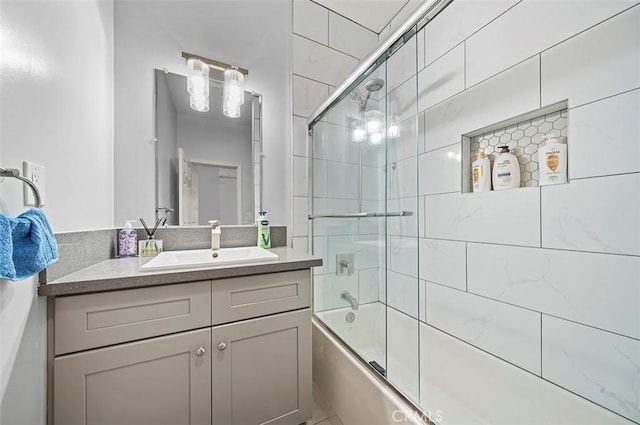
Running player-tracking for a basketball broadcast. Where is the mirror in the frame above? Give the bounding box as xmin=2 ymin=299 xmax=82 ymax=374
xmin=154 ymin=69 xmax=262 ymax=226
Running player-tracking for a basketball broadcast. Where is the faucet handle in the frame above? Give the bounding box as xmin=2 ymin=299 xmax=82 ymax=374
xmin=208 ymin=220 xmax=220 ymax=229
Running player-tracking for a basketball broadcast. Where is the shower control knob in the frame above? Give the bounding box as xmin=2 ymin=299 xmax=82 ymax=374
xmin=196 ymin=347 xmax=206 ymax=357
xmin=217 ymin=342 xmax=227 ymax=351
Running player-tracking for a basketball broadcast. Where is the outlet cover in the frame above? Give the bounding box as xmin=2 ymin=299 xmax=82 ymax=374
xmin=23 ymin=161 xmax=46 ymax=206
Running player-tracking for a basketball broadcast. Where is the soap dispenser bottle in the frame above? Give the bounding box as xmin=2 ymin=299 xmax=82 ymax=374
xmin=538 ymin=135 xmax=568 ymax=186
xmin=257 ymin=211 xmax=271 ymax=248
xmin=492 ymin=146 xmax=520 ymax=190
xmin=472 ymin=151 xmax=491 ymax=192
xmin=118 ymin=220 xmax=138 ymax=257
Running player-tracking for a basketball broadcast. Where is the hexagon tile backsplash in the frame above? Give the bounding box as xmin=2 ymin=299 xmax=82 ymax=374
xmin=471 ymin=109 xmax=568 ymax=187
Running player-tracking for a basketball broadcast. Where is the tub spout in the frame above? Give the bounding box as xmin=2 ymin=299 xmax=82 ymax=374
xmin=341 ymin=290 xmax=359 ymax=311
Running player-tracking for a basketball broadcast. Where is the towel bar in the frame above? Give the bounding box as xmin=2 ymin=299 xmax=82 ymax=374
xmin=0 ymin=167 xmax=42 ymax=208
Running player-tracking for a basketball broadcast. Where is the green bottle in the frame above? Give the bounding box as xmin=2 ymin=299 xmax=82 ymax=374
xmin=257 ymin=211 xmax=271 ymax=248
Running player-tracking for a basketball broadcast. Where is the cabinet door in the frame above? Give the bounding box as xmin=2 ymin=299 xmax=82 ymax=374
xmin=212 ymin=309 xmax=312 ymax=425
xmin=54 ymin=328 xmax=211 ymax=425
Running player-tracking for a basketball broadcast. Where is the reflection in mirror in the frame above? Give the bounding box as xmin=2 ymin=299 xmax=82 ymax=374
xmin=155 ymin=69 xmax=262 ymax=225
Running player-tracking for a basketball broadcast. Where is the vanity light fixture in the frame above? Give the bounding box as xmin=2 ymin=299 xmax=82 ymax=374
xmin=186 ymin=58 xmax=209 ymax=112
xmin=223 ymin=67 xmax=244 ymax=118
xmin=181 ymin=52 xmax=249 ymax=116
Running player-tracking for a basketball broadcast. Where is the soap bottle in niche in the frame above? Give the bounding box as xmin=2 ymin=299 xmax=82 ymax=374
xmin=118 ymin=220 xmax=138 ymax=257
xmin=257 ymin=211 xmax=271 ymax=248
xmin=472 ymin=151 xmax=491 ymax=192
xmin=538 ymin=135 xmax=567 ymax=186
xmin=492 ymin=145 xmax=520 ymax=190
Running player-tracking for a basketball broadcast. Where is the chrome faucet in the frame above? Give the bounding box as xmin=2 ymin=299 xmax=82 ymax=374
xmin=341 ymin=290 xmax=359 ymax=311
xmin=208 ymin=220 xmax=221 ymax=252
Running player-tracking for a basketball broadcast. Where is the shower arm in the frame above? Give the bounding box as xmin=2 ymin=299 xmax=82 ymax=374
xmin=0 ymin=167 xmax=42 ymax=208
xmin=308 ymin=211 xmax=413 ymax=219
xmin=306 ymin=0 xmax=452 ymax=126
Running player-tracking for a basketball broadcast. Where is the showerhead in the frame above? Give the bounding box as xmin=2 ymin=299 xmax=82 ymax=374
xmin=357 ymin=78 xmax=385 ymax=112
xmin=364 ymin=78 xmax=384 ymax=92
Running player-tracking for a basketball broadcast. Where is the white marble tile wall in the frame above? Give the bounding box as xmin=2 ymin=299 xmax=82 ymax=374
xmin=358 ymin=268 xmax=380 ymax=304
xmin=467 ymin=243 xmax=640 ymax=339
xmin=424 ymin=56 xmax=540 ymax=152
xmin=418 ymin=143 xmax=461 ymax=195
xmin=389 ymin=236 xmax=419 ymax=278
xmin=541 ymin=4 xmax=640 ymax=108
xmin=306 ymin=2 xmax=640 ymax=422
xmin=542 ymin=173 xmax=640 ymax=256
xmin=293 ymin=196 xmax=308 ymax=237
xmin=569 ymin=89 xmax=640 ymax=179
xmin=387 ymin=155 xmax=418 ymax=200
xmin=293 ymin=0 xmax=328 ymax=45
xmin=387 ymin=36 xmax=417 ymax=93
xmin=292 ymin=1 xmax=379 ymax=251
xmin=386 ymin=196 xmax=420 ymax=238
xmin=313 ymin=158 xmax=328 ymax=198
xmin=424 ymin=188 xmax=541 ymax=247
xmin=542 ymin=316 xmax=640 ymax=423
xmin=293 ymin=75 xmax=330 ymax=118
xmin=293 ymin=156 xmax=307 ymax=197
xmin=328 ymin=12 xmax=378 ymax=60
xmin=387 ymin=115 xmax=420 ymax=164
xmin=312 ymin=198 xmax=358 ymax=237
xmin=292 ymin=236 xmax=308 ymax=253
xmin=419 ymin=323 xmax=634 ymax=425
xmin=419 ymin=238 xmax=466 ymax=291
xmin=293 ymin=35 xmax=359 ymax=88
xmin=387 ymin=306 xmax=420 ymax=402
xmin=314 ymin=273 xmax=358 ymax=311
xmin=465 ymin=0 xmax=637 ymax=87
xmin=417 ymin=43 xmax=465 ymax=112
xmin=326 ymin=161 xmax=359 ymax=199
xmin=423 ymin=0 xmax=518 ymax=67
xmin=387 ymin=271 xmax=420 ymax=319
xmin=293 ymin=116 xmax=308 ymax=157
xmin=312 ymin=121 xmax=359 ymax=164
xmin=426 ymin=282 xmax=542 ymax=375
xmin=387 ymin=79 xmax=418 ymax=124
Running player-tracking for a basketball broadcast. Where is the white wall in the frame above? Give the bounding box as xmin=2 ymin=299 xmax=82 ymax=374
xmin=114 ymin=0 xmax=291 ymax=228
xmin=0 ymin=1 xmax=114 ymax=423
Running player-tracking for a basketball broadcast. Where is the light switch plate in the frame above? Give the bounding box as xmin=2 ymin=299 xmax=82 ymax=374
xmin=23 ymin=161 xmax=46 ymax=206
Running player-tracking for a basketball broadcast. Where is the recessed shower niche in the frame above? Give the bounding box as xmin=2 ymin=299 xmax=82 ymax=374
xmin=462 ymin=100 xmax=569 ymax=193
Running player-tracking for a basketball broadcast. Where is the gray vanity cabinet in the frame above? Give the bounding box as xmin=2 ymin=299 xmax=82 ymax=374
xmin=49 ymin=270 xmax=312 ymax=425
xmin=212 ymin=308 xmax=311 ymax=425
xmin=54 ymin=328 xmax=211 ymax=425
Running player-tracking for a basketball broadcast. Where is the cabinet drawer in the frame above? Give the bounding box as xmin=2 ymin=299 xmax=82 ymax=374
xmin=212 ymin=270 xmax=311 ymax=324
xmin=54 ymin=281 xmax=211 ymax=355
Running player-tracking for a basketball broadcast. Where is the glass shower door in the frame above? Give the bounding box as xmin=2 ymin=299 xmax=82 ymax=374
xmin=382 ymin=28 xmax=421 ymax=404
xmin=310 ymin=62 xmax=388 ymax=373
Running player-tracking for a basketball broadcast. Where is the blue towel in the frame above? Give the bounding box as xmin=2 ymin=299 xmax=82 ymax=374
xmin=0 ymin=208 xmax=58 ymax=281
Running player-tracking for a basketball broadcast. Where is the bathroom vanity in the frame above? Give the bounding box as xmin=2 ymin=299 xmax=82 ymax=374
xmin=39 ymin=247 xmax=321 ymax=425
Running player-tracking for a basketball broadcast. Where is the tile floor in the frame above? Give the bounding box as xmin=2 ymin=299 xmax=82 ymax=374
xmin=307 ymin=384 xmax=345 ymax=425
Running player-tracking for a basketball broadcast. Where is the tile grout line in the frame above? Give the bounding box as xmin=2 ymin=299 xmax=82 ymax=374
xmin=423 ymin=279 xmax=640 ymax=343
xmin=540 ymin=313 xmax=543 ymax=376
xmin=420 ymin=322 xmax=638 ymax=424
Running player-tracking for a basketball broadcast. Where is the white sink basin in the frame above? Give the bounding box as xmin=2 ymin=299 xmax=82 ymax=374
xmin=140 ymin=247 xmax=279 ymax=272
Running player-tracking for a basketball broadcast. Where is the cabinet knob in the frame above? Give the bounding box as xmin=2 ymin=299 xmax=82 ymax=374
xmin=196 ymin=346 xmax=206 ymax=357
xmin=217 ymin=342 xmax=227 ymax=351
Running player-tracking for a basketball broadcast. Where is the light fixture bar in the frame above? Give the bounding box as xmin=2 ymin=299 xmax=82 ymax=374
xmin=181 ymin=52 xmax=249 ymax=77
